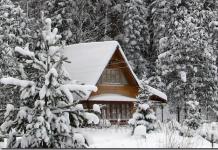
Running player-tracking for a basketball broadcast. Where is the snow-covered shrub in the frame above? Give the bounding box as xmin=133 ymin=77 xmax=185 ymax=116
xmin=165 ymin=119 xmax=181 ymax=131
xmin=129 ymin=79 xmax=157 ymax=135
xmin=134 ymin=125 xmax=147 ymax=138
xmin=183 ymin=101 xmax=202 ymax=130
xmin=179 ymin=126 xmax=196 ymax=137
xmin=83 ymin=112 xmax=99 ymax=125
xmin=198 ymin=122 xmax=218 ymax=143
xmin=180 ymin=101 xmax=202 ymax=137
xmin=93 ymin=104 xmax=101 ymax=114
xmin=161 ymin=121 xmax=194 ymax=148
xmin=0 ymin=17 xmax=98 ymax=148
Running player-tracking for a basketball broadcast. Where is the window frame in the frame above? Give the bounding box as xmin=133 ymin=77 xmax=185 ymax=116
xmin=99 ymin=68 xmax=128 ymax=85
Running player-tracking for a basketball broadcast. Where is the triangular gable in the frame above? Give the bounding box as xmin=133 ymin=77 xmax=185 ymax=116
xmin=62 ymin=41 xmax=140 ymax=99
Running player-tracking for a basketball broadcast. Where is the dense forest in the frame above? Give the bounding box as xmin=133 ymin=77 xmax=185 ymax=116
xmin=0 ymin=0 xmax=218 ymax=148
xmin=8 ymin=0 xmax=217 ymax=120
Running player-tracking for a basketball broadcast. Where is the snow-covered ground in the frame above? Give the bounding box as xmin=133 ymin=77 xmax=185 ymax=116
xmin=0 ymin=126 xmax=217 ymax=148
xmin=78 ymin=126 xmax=218 ymax=148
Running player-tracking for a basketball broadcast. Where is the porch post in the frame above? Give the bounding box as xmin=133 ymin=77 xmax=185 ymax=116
xmin=161 ymin=105 xmax=164 ymax=122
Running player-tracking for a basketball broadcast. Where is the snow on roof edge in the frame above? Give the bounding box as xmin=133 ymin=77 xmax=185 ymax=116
xmin=116 ymin=44 xmax=141 ymax=86
xmin=89 ymin=93 xmax=137 ymax=102
xmin=146 ymin=85 xmax=167 ymax=101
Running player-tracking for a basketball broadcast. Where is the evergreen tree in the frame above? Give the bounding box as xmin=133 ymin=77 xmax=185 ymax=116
xmin=0 ymin=17 xmax=98 ymax=148
xmin=183 ymin=101 xmax=201 ymax=130
xmin=123 ymin=0 xmax=150 ymax=78
xmin=156 ymin=0 xmax=218 ymax=120
xmin=42 ymin=0 xmax=99 ymax=44
xmin=0 ymin=0 xmax=32 ymax=119
xmin=128 ymin=79 xmax=157 ymax=134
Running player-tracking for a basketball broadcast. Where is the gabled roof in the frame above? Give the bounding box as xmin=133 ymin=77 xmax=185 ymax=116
xmin=62 ymin=41 xmax=167 ymax=102
xmin=62 ymin=41 xmax=140 ymax=86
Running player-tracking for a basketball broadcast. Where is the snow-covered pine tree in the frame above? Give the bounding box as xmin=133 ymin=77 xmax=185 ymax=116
xmin=42 ymin=0 xmax=99 ymax=44
xmin=0 ymin=0 xmax=32 ymax=48
xmin=123 ymin=0 xmax=150 ymax=78
xmin=0 ymin=17 xmax=98 ymax=148
xmin=183 ymin=101 xmax=201 ymax=130
xmin=156 ymin=0 xmax=218 ymax=120
xmin=0 ymin=0 xmax=32 ymax=120
xmin=128 ymin=79 xmax=157 ymax=135
xmin=43 ymin=0 xmax=125 ymax=44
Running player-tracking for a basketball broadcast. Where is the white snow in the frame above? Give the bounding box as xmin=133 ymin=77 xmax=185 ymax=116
xmin=59 ymin=84 xmax=97 ymax=103
xmin=42 ymin=18 xmax=62 ymax=45
xmin=4 ymin=104 xmax=14 ymax=118
xmin=180 ymin=71 xmax=187 ymax=82
xmin=62 ymin=41 xmax=140 ymax=99
xmin=146 ymin=113 xmax=156 ymax=120
xmin=198 ymin=122 xmax=218 ymax=142
xmin=44 ymin=68 xmax=58 ymax=87
xmin=146 ymin=85 xmax=167 ymax=101
xmin=73 ymin=133 xmax=86 ymax=147
xmin=134 ymin=125 xmax=147 ymax=137
xmin=1 ymin=125 xmax=218 ymax=148
xmin=93 ymin=104 xmax=101 ymax=113
xmin=209 ymin=21 xmax=218 ymax=27
xmin=14 ymin=46 xmax=34 ymax=58
xmin=158 ymin=50 xmax=172 ymax=59
xmin=84 ymin=112 xmax=99 ymax=125
xmin=138 ymin=103 xmax=149 ymax=111
xmin=74 ymin=126 xmax=218 ymax=148
xmin=186 ymin=101 xmax=199 ymax=109
xmin=89 ymin=93 xmax=136 ymax=102
xmin=159 ymin=37 xmax=168 ymax=49
xmin=0 ymin=77 xmax=35 ymax=88
xmin=34 ymin=100 xmax=45 ymax=109
xmin=75 ymin=104 xmax=84 ymax=111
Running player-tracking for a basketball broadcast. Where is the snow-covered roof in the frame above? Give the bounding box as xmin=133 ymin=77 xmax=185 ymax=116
xmin=89 ymin=94 xmax=136 ymax=102
xmin=62 ymin=41 xmax=167 ymax=102
xmin=146 ymin=85 xmax=167 ymax=101
xmin=62 ymin=41 xmax=140 ymax=87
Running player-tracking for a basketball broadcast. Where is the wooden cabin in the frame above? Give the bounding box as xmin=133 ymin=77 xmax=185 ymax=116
xmin=63 ymin=41 xmax=167 ymax=124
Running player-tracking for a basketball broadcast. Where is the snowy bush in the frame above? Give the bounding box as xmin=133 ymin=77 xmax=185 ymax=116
xmin=93 ymin=104 xmax=101 ymax=114
xmin=179 ymin=101 xmax=202 ymax=137
xmin=134 ymin=125 xmax=147 ymax=138
xmin=163 ymin=119 xmax=181 ymax=132
xmin=198 ymin=122 xmax=218 ymax=143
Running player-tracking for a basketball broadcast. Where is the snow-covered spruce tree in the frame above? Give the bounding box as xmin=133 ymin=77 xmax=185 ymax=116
xmin=0 ymin=0 xmax=32 ymax=119
xmin=183 ymin=101 xmax=201 ymax=130
xmin=123 ymin=0 xmax=150 ymax=78
xmin=180 ymin=100 xmax=202 ymax=137
xmin=0 ymin=0 xmax=32 ymax=48
xmin=128 ymin=79 xmax=157 ymax=135
xmin=43 ymin=0 xmax=99 ymax=44
xmin=156 ymin=0 xmax=218 ymax=119
xmin=0 ymin=18 xmax=98 ymax=148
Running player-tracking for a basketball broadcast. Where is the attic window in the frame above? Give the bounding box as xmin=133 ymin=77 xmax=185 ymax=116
xmin=99 ymin=68 xmax=128 ymax=85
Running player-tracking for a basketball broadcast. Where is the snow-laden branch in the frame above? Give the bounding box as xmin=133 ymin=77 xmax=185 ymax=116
xmin=58 ymin=84 xmax=97 ymax=103
xmin=15 ymin=46 xmax=34 ymax=58
xmin=0 ymin=77 xmax=35 ymax=88
xmin=33 ymin=58 xmax=47 ymax=72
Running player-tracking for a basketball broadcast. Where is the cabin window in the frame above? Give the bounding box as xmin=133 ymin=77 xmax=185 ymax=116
xmin=99 ymin=69 xmax=128 ymax=85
